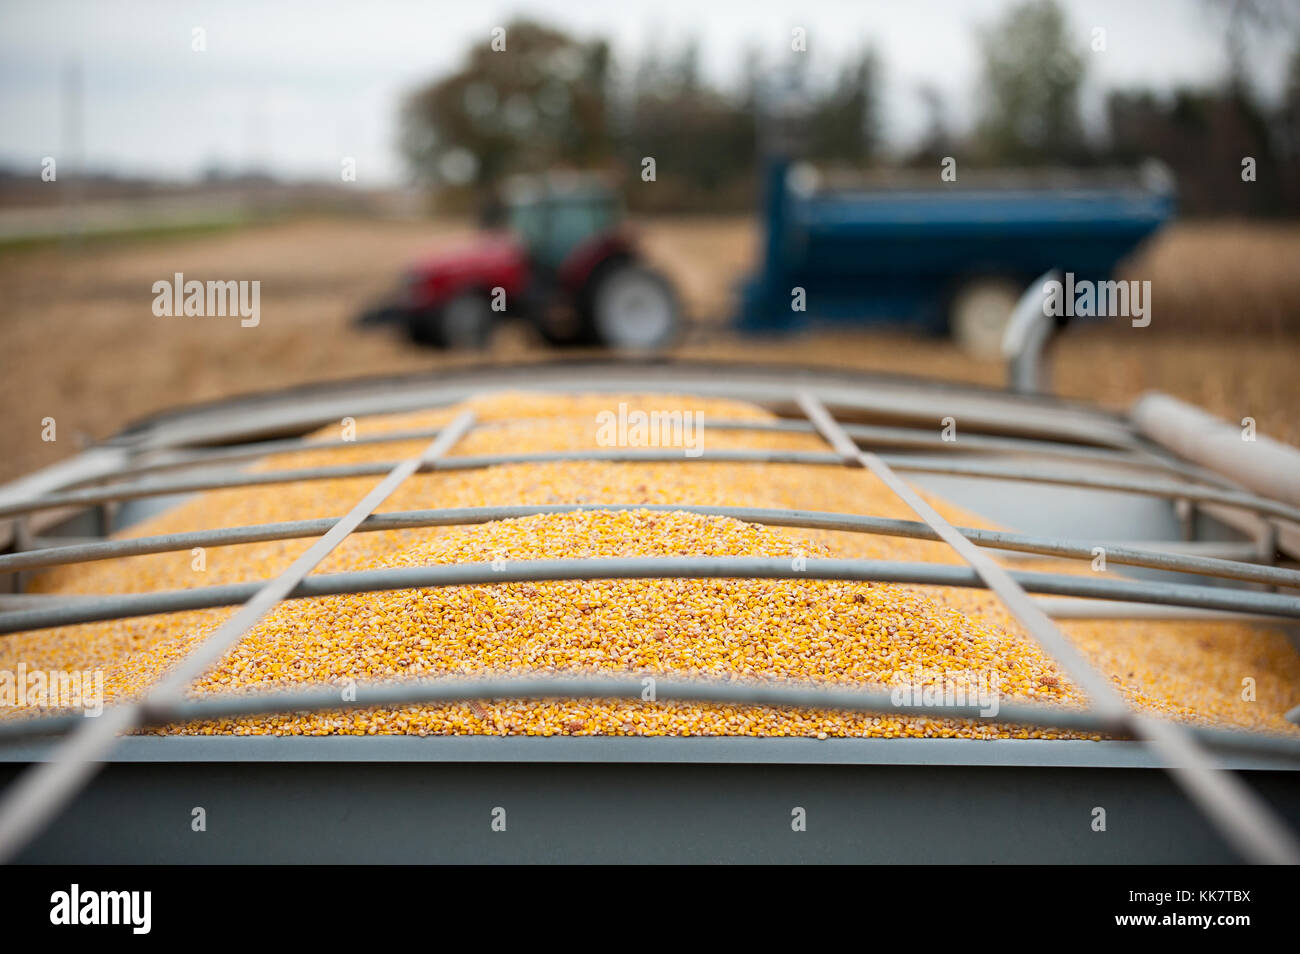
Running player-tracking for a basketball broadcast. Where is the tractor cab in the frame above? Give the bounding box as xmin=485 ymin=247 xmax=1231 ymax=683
xmin=503 ymin=175 xmax=621 ymax=272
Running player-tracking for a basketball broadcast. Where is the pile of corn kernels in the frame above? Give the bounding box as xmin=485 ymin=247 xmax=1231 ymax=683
xmin=5 ymin=391 xmax=1299 ymax=739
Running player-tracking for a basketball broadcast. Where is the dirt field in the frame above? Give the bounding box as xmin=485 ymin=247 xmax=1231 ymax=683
xmin=1 ymin=216 xmax=1298 ymax=484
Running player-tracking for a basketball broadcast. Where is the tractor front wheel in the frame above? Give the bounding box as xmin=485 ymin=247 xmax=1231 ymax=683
xmin=408 ymin=291 xmax=495 ymax=350
xmin=589 ymin=263 xmax=680 ymax=352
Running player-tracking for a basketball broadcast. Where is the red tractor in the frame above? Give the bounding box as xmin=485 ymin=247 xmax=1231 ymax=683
xmin=360 ymin=174 xmax=681 ymax=352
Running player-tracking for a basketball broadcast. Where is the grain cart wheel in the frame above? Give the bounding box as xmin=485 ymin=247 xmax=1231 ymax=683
xmin=589 ymin=263 xmax=681 ymax=352
xmin=949 ymin=277 xmax=1022 ymax=360
xmin=412 ymin=291 xmax=495 ymax=350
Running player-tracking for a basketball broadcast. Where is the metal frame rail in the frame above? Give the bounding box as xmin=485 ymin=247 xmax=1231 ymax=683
xmin=2 ymin=557 xmax=1299 ymax=634
xmin=2 ymin=672 xmax=1298 ymax=762
xmin=4 ymin=449 xmax=1297 ymax=525
xmin=0 ymin=381 xmax=1297 ymax=863
xmin=1 ymin=504 xmax=1297 ymax=588
xmin=59 ymin=417 xmax=1232 ymax=488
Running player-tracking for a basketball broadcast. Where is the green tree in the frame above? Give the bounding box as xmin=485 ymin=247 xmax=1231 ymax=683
xmin=399 ymin=19 xmax=613 ymax=188
xmin=974 ymin=0 xmax=1087 ymax=164
xmin=618 ymin=37 xmax=757 ymax=209
xmin=806 ymin=47 xmax=881 ymax=162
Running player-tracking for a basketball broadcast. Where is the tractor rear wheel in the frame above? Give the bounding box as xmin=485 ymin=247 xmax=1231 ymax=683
xmin=589 ymin=263 xmax=680 ymax=352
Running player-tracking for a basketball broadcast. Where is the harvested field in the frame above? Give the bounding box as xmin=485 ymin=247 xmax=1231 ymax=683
xmin=1 ymin=215 xmax=1298 ymax=491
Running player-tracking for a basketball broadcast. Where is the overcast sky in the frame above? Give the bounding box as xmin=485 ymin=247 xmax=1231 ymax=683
xmin=0 ymin=0 xmax=1295 ymax=185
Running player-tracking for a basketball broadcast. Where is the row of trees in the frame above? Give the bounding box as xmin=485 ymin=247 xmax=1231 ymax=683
xmin=399 ymin=1 xmax=1300 ymax=216
xmin=398 ymin=19 xmax=883 ymax=212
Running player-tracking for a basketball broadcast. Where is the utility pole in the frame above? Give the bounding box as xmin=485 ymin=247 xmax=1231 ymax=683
xmin=60 ymin=55 xmax=85 ymax=248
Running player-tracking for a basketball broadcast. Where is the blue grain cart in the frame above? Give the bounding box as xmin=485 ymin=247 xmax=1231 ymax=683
xmin=735 ymin=157 xmax=1175 ymax=355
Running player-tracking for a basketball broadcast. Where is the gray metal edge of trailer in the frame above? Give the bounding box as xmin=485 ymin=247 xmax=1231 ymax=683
xmin=107 ymin=358 xmax=1132 ymax=437
xmin=1 ymin=736 xmax=1298 ymax=772
xmin=96 ymin=359 xmax=1140 ymax=454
